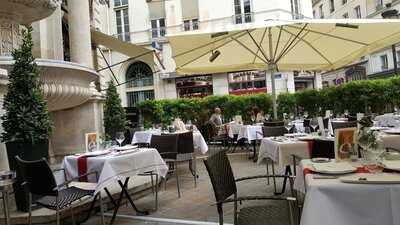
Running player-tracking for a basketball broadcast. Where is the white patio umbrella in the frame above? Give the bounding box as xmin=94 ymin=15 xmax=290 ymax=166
xmin=167 ymin=19 xmax=400 ymax=119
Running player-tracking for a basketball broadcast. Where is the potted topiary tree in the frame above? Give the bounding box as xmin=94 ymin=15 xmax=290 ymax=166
xmin=103 ymin=80 xmax=127 ymax=142
xmin=1 ymin=26 xmax=53 ymax=211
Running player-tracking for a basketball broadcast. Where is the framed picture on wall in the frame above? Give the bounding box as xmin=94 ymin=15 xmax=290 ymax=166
xmin=85 ymin=132 xmax=98 ymax=152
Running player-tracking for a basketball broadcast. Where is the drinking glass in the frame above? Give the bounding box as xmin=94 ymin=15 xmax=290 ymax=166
xmin=344 ymin=109 xmax=349 ymax=117
xmin=304 ymin=111 xmax=309 ymax=119
xmin=284 ymin=119 xmax=293 ymax=135
xmin=251 ymin=115 xmax=256 ymax=124
xmin=264 ymin=114 xmax=270 ymax=122
xmin=310 ymin=118 xmax=319 ymax=135
xmin=116 ymin=132 xmax=125 ymax=147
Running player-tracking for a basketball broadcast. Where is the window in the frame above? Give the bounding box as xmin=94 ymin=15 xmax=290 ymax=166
xmin=228 ymin=70 xmax=266 ymax=95
xmin=176 ymin=75 xmax=213 ymax=98
xmin=342 ymin=0 xmax=347 ymax=5
xmin=115 ymin=8 xmax=130 ymax=41
xmin=183 ymin=18 xmax=199 ymax=31
xmin=319 ymin=4 xmax=324 ymax=18
xmin=397 ymin=50 xmax=400 ymax=66
xmin=342 ymin=13 xmax=349 ymax=18
xmin=291 ymin=0 xmax=302 ymax=19
xmin=234 ymin=0 xmax=252 ymax=24
xmin=126 ymin=62 xmax=154 ymax=88
xmin=380 ymin=54 xmax=388 ymax=70
xmin=329 ymin=0 xmax=335 ymax=13
xmin=127 ymin=90 xmax=155 ymax=107
xmin=375 ymin=0 xmax=383 ymax=10
xmin=354 ymin=6 xmax=362 ymax=18
xmin=151 ymin=18 xmax=166 ymax=39
xmin=114 ymin=0 xmax=128 ymax=7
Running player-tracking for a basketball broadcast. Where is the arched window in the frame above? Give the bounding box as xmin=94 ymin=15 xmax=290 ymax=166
xmin=125 ymin=61 xmax=154 ymax=88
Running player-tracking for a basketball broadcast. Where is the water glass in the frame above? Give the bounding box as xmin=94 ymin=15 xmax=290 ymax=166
xmin=116 ymin=132 xmax=125 ymax=147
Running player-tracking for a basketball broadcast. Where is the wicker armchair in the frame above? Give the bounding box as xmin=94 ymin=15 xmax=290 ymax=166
xmin=331 ymin=121 xmax=357 ymax=131
xmin=176 ymin=131 xmax=197 ymax=187
xmin=150 ymin=134 xmax=181 ymax=198
xmin=204 ymin=151 xmax=298 ymax=225
xmin=15 ymin=156 xmax=104 ymax=225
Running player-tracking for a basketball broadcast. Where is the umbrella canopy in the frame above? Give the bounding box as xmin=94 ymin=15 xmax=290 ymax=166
xmin=167 ymin=19 xmax=400 ymax=118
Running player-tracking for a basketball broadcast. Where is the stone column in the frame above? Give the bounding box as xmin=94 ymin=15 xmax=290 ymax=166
xmin=0 ymin=69 xmax=8 ymax=170
xmin=68 ymin=0 xmax=93 ymax=68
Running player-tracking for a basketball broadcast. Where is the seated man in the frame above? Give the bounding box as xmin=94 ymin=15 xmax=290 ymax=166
xmin=209 ymin=107 xmax=223 ymax=135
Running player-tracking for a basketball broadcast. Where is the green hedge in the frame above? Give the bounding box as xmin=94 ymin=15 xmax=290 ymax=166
xmin=137 ymin=94 xmax=272 ymax=128
xmin=137 ymin=76 xmax=400 ymax=127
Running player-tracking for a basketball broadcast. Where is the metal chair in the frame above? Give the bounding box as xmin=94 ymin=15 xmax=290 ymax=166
xmin=15 ymin=156 xmax=104 ymax=225
xmin=204 ymin=151 xmax=298 ymax=225
xmin=150 ymin=134 xmax=181 ymax=198
xmin=176 ymin=131 xmax=197 ymax=187
xmin=262 ymin=126 xmax=288 ymax=137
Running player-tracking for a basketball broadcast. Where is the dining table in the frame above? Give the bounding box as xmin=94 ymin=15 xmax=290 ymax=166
xmin=62 ymin=147 xmax=168 ymax=225
xmin=295 ymin=159 xmax=400 ymax=225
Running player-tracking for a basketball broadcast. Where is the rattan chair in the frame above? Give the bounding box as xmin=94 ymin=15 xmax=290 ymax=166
xmin=262 ymin=126 xmax=288 ymax=137
xmin=15 ymin=156 xmax=104 ymax=225
xmin=176 ymin=131 xmax=197 ymax=187
xmin=311 ymin=139 xmax=335 ymax=159
xmin=331 ymin=121 xmax=357 ymax=131
xmin=204 ymin=151 xmax=298 ymax=225
xmin=150 ymin=134 xmax=182 ymax=198
xmin=264 ymin=121 xmax=285 ymax=127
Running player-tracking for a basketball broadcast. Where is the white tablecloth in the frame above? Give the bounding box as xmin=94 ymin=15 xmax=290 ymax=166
xmin=375 ymin=113 xmax=400 ymax=127
xmin=227 ymin=123 xmax=242 ymax=138
xmin=62 ymin=148 xmax=169 ymax=194
xmin=295 ymin=159 xmax=400 ymax=225
xmin=257 ymin=138 xmax=310 ymax=168
xmin=381 ymin=134 xmax=400 ymax=149
xmin=237 ymin=125 xmax=263 ymax=141
xmin=131 ymin=130 xmax=208 ymax=154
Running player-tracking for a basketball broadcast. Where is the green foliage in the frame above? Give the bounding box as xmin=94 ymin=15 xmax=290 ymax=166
xmin=137 ymin=93 xmax=272 ymax=127
xmin=137 ymin=76 xmax=400 ymax=127
xmin=1 ymin=26 xmax=52 ymax=143
xmin=103 ymin=81 xmax=127 ymax=139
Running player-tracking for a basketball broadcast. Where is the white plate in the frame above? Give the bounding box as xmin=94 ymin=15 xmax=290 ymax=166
xmin=382 ymin=160 xmax=400 ymax=171
xmin=384 ymin=129 xmax=400 ymax=134
xmin=340 ymin=173 xmax=400 ymax=184
xmin=114 ymin=145 xmax=138 ymax=151
xmin=311 ymin=162 xmax=356 ymax=175
xmin=81 ymin=150 xmax=111 ymax=157
xmin=370 ymin=126 xmax=390 ymax=131
xmin=311 ymin=158 xmax=331 ymax=163
xmin=284 ymin=133 xmax=307 ymax=138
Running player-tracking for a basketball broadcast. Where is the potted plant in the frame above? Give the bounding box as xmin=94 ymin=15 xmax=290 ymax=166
xmin=103 ymin=81 xmax=127 ymax=142
xmin=1 ymin=26 xmax=53 ymax=211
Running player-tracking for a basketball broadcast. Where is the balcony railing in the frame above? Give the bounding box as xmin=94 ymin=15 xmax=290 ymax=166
xmin=150 ymin=27 xmax=166 ymax=40
xmin=126 ymin=77 xmax=154 ymax=88
xmin=233 ymin=13 xmax=253 ymax=24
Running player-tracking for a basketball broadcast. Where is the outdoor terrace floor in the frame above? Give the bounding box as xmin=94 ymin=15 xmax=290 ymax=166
xmin=83 ymin=150 xmax=288 ymax=225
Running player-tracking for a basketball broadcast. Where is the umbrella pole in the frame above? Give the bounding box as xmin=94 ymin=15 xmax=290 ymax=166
xmin=267 ymin=27 xmax=278 ymax=120
xmin=268 ymin=63 xmax=278 ymax=120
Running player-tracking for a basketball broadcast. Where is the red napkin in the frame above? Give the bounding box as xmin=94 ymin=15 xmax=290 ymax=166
xmin=77 ymin=156 xmax=88 ymax=182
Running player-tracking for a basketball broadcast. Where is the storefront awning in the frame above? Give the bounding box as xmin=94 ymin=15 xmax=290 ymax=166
xmin=91 ymin=29 xmax=161 ymax=71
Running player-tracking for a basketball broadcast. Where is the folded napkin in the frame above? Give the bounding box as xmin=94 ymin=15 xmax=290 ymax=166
xmin=382 ymin=160 xmax=400 ymax=170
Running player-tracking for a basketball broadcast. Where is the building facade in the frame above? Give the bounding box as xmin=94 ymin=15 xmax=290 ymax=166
xmin=100 ymin=0 xmax=317 ymax=125
xmin=312 ymin=0 xmax=400 ymax=86
xmin=0 ymin=0 xmax=114 ymax=169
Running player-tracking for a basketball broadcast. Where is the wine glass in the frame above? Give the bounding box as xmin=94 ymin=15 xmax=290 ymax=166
xmin=304 ymin=111 xmax=309 ymax=119
xmin=115 ymin=132 xmax=125 ymax=147
xmin=344 ymin=109 xmax=349 ymax=118
xmin=284 ymin=119 xmax=293 ymax=137
xmin=310 ymin=118 xmax=319 ymax=135
xmin=394 ymin=106 xmax=399 ymax=115
xmin=251 ymin=115 xmax=256 ymax=125
xmin=264 ymin=114 xmax=270 ymax=122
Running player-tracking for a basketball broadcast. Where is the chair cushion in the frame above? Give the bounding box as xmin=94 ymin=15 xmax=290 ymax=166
xmin=36 ymin=186 xmax=94 ymax=210
xmin=237 ymin=202 xmax=291 ymax=225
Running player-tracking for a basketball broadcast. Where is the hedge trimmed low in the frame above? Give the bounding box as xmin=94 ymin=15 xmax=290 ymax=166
xmin=137 ymin=76 xmax=400 ymax=127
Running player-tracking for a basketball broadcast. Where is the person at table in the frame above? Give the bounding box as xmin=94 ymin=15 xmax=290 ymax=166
xmin=251 ymin=106 xmax=264 ymax=123
xmin=209 ymin=107 xmax=223 ymax=127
